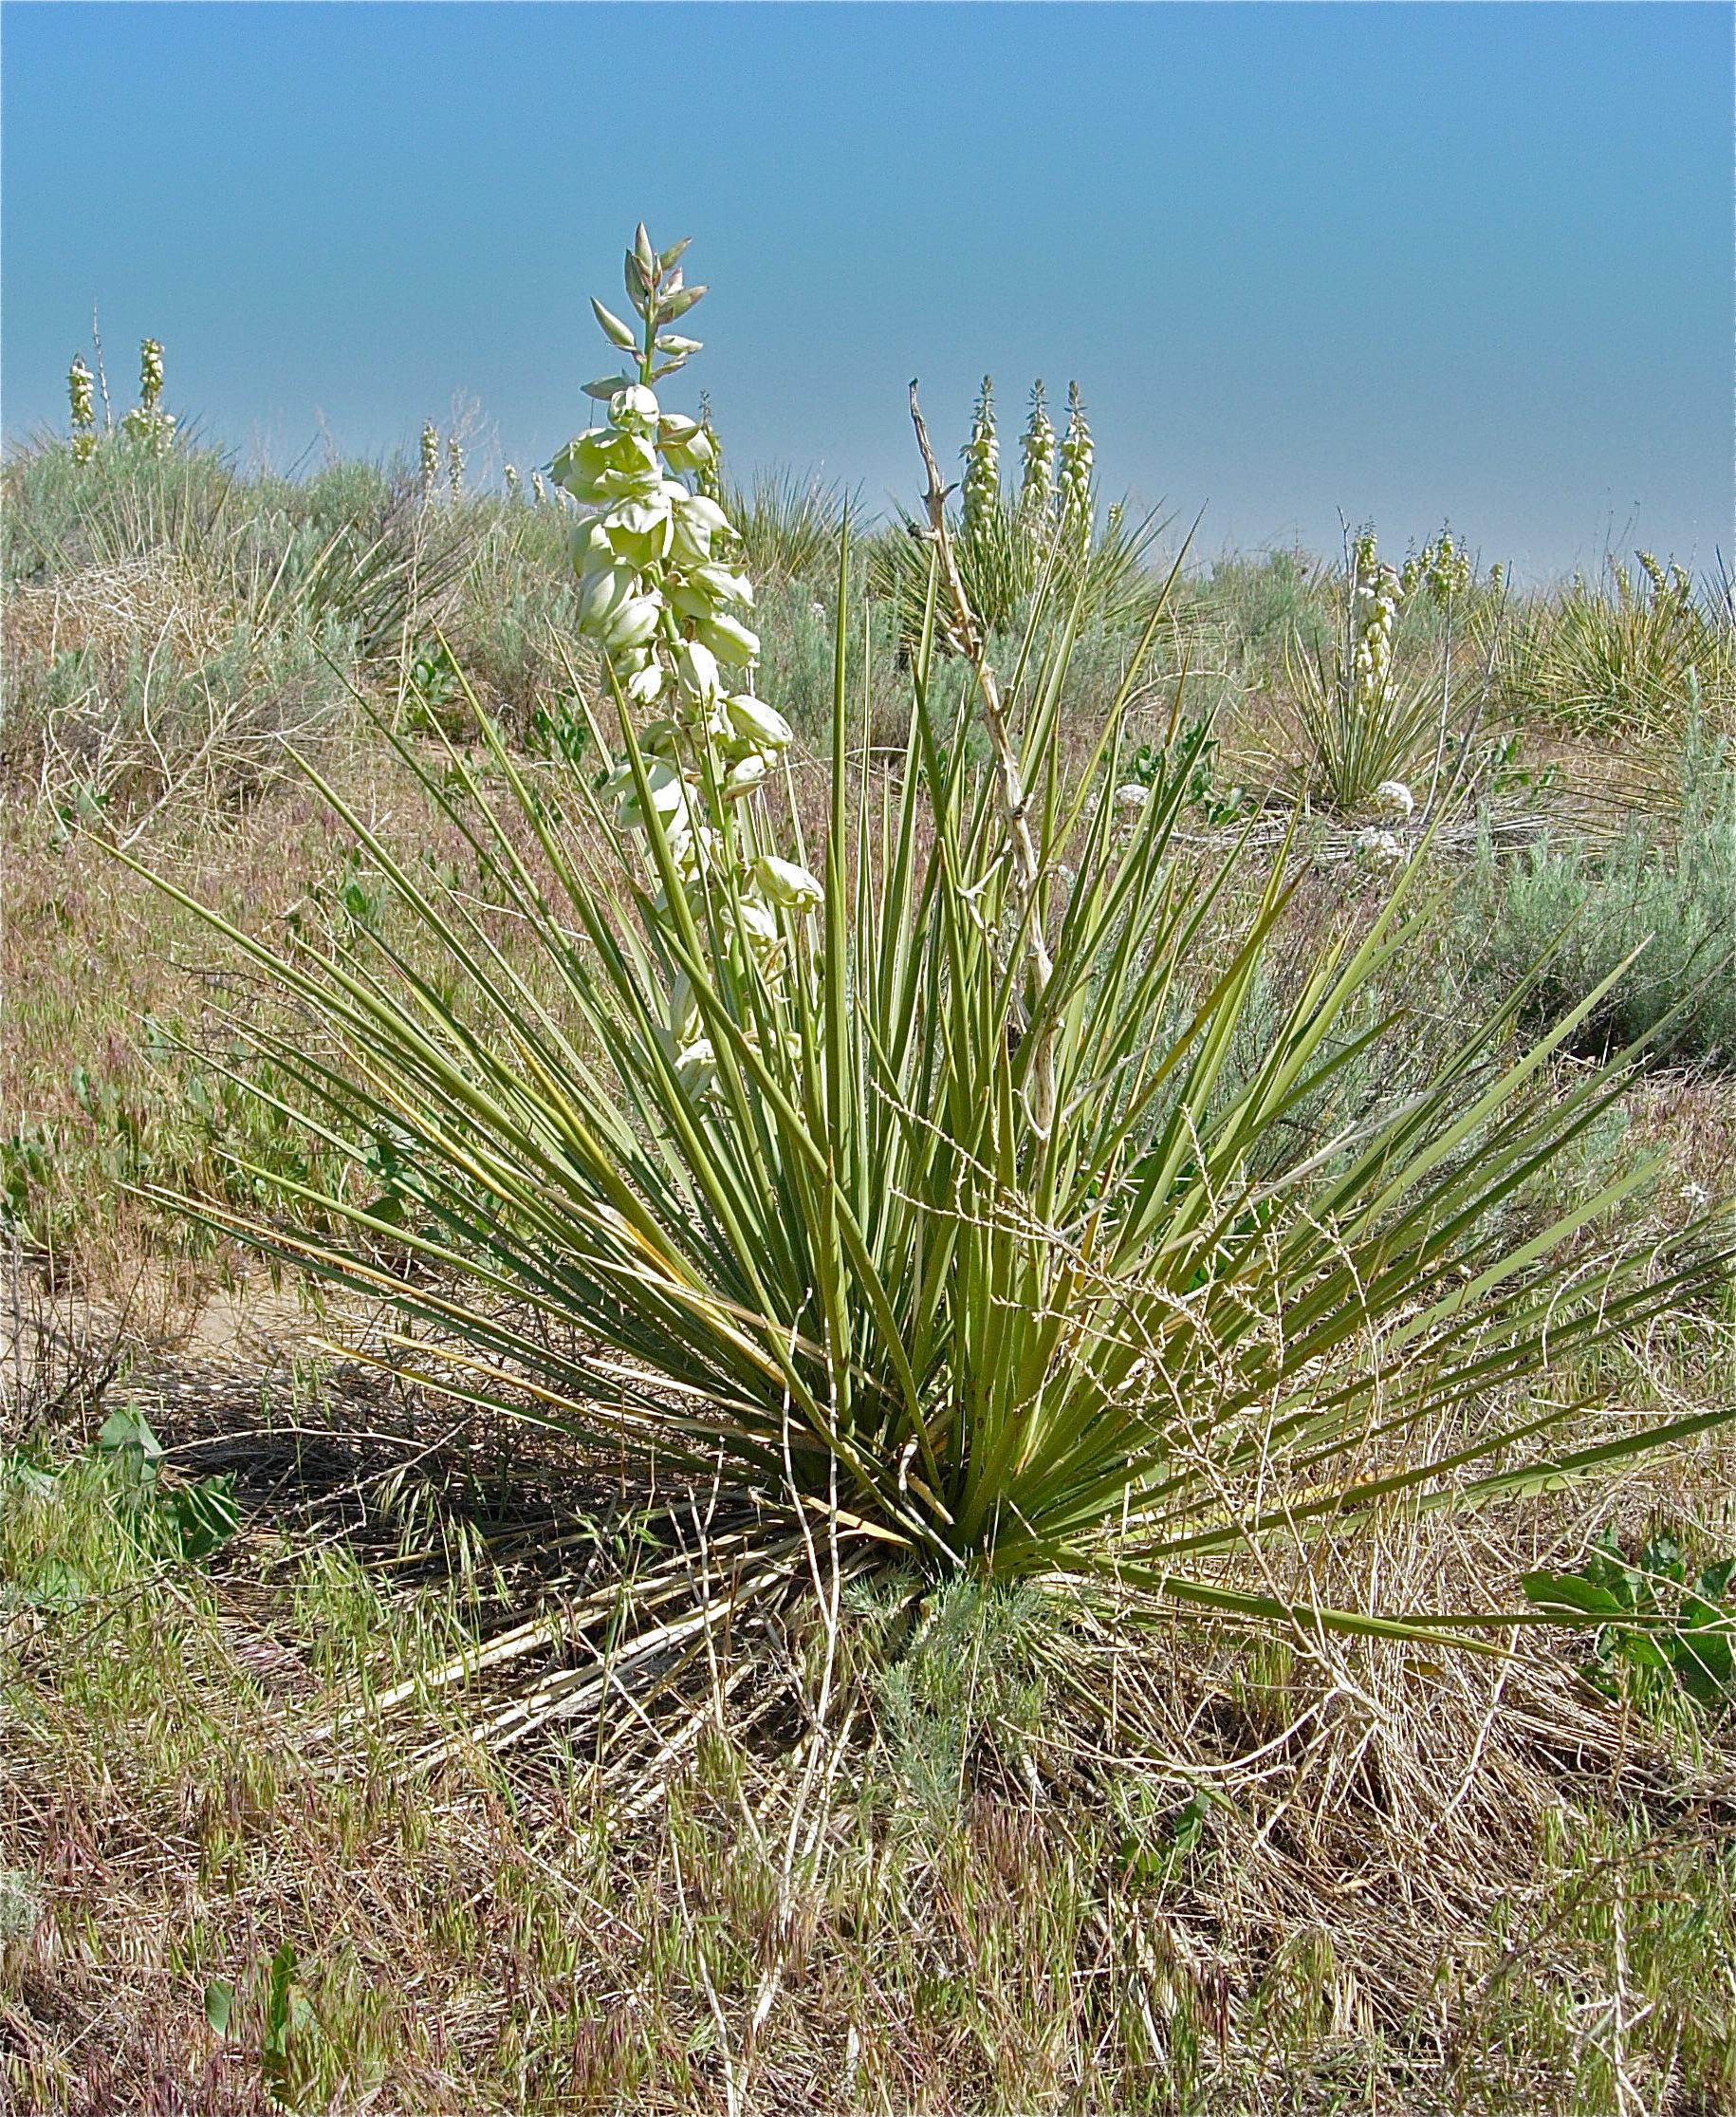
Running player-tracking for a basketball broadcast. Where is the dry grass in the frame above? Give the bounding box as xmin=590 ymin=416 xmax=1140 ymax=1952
xmin=2 ymin=1320 xmax=1731 ymax=2113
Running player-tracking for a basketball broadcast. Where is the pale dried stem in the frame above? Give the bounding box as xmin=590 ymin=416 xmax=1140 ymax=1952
xmin=908 ymin=382 xmax=1057 ymax=1135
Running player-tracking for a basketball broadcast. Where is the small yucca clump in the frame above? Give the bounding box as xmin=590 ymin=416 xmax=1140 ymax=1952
xmin=1280 ymin=525 xmax=1447 ymax=813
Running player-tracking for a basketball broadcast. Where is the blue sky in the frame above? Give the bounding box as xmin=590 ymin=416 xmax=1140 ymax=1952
xmin=3 ymin=3 xmax=1728 ymax=578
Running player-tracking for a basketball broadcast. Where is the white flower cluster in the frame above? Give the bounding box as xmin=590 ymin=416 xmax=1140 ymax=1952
xmin=557 ymin=229 xmax=820 ymax=1099
xmin=1351 ymin=532 xmax=1403 ymax=703
xmin=962 ymin=376 xmax=999 ymax=539
xmin=1059 ymin=381 xmax=1093 ymax=554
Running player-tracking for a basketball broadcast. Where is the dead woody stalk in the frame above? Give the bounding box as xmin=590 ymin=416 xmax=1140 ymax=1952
xmin=908 ymin=381 xmax=1058 ymax=1137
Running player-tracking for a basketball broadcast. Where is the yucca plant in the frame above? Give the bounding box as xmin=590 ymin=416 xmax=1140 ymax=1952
xmin=1279 ymin=528 xmax=1451 ymax=817
xmin=129 ymin=234 xmax=1729 ymax=1673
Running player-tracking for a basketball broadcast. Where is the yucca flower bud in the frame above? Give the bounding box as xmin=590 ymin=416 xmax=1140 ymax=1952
xmin=670 ymin=492 xmax=730 ymax=565
xmin=615 ymin=756 xmax=693 ymax=836
xmin=576 ymin=563 xmax=643 ymax=632
xmin=598 ymin=594 xmax=664 ymax=653
xmin=673 ymin=1036 xmax=717 ymax=1100
xmin=725 ymin=695 xmax=792 ymax=751
xmin=698 ymin=611 xmax=759 ymax=665
xmin=666 ymin=970 xmax=702 ymax=1046
xmin=677 ymin=640 xmax=725 ymax=705
xmin=688 ymin=563 xmax=753 ymax=609
xmin=752 ymin=854 xmax=823 ymax=910
xmin=569 ymin=517 xmax=614 ymax=574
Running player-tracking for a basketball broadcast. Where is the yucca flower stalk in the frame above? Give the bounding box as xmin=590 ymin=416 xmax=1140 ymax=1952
xmin=1019 ymin=379 xmax=1057 ymax=526
xmin=419 ymin=422 xmax=440 ymax=507
xmin=1401 ymin=525 xmax=1479 ymax=820
xmin=120 ymin=338 xmax=175 ymax=454
xmin=128 ymin=232 xmax=1731 ymax=1672
xmin=551 ymin=227 xmax=813 ymax=1096
xmin=67 ymin=354 xmax=95 ymax=464
xmin=446 ymin=434 xmax=465 ymax=505
xmin=1059 ymin=381 xmax=1093 ymax=557
xmin=961 ymin=375 xmax=1000 ymax=540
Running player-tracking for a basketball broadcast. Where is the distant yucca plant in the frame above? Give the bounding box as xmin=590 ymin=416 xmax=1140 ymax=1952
xmin=874 ymin=375 xmax=1155 ymax=649
xmin=133 ymin=234 xmax=1730 ymax=1655
xmin=1280 ymin=527 xmax=1447 ymax=816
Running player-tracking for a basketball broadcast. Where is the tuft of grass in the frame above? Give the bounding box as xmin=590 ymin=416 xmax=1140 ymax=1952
xmin=1505 ymin=550 xmax=1731 ymax=738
